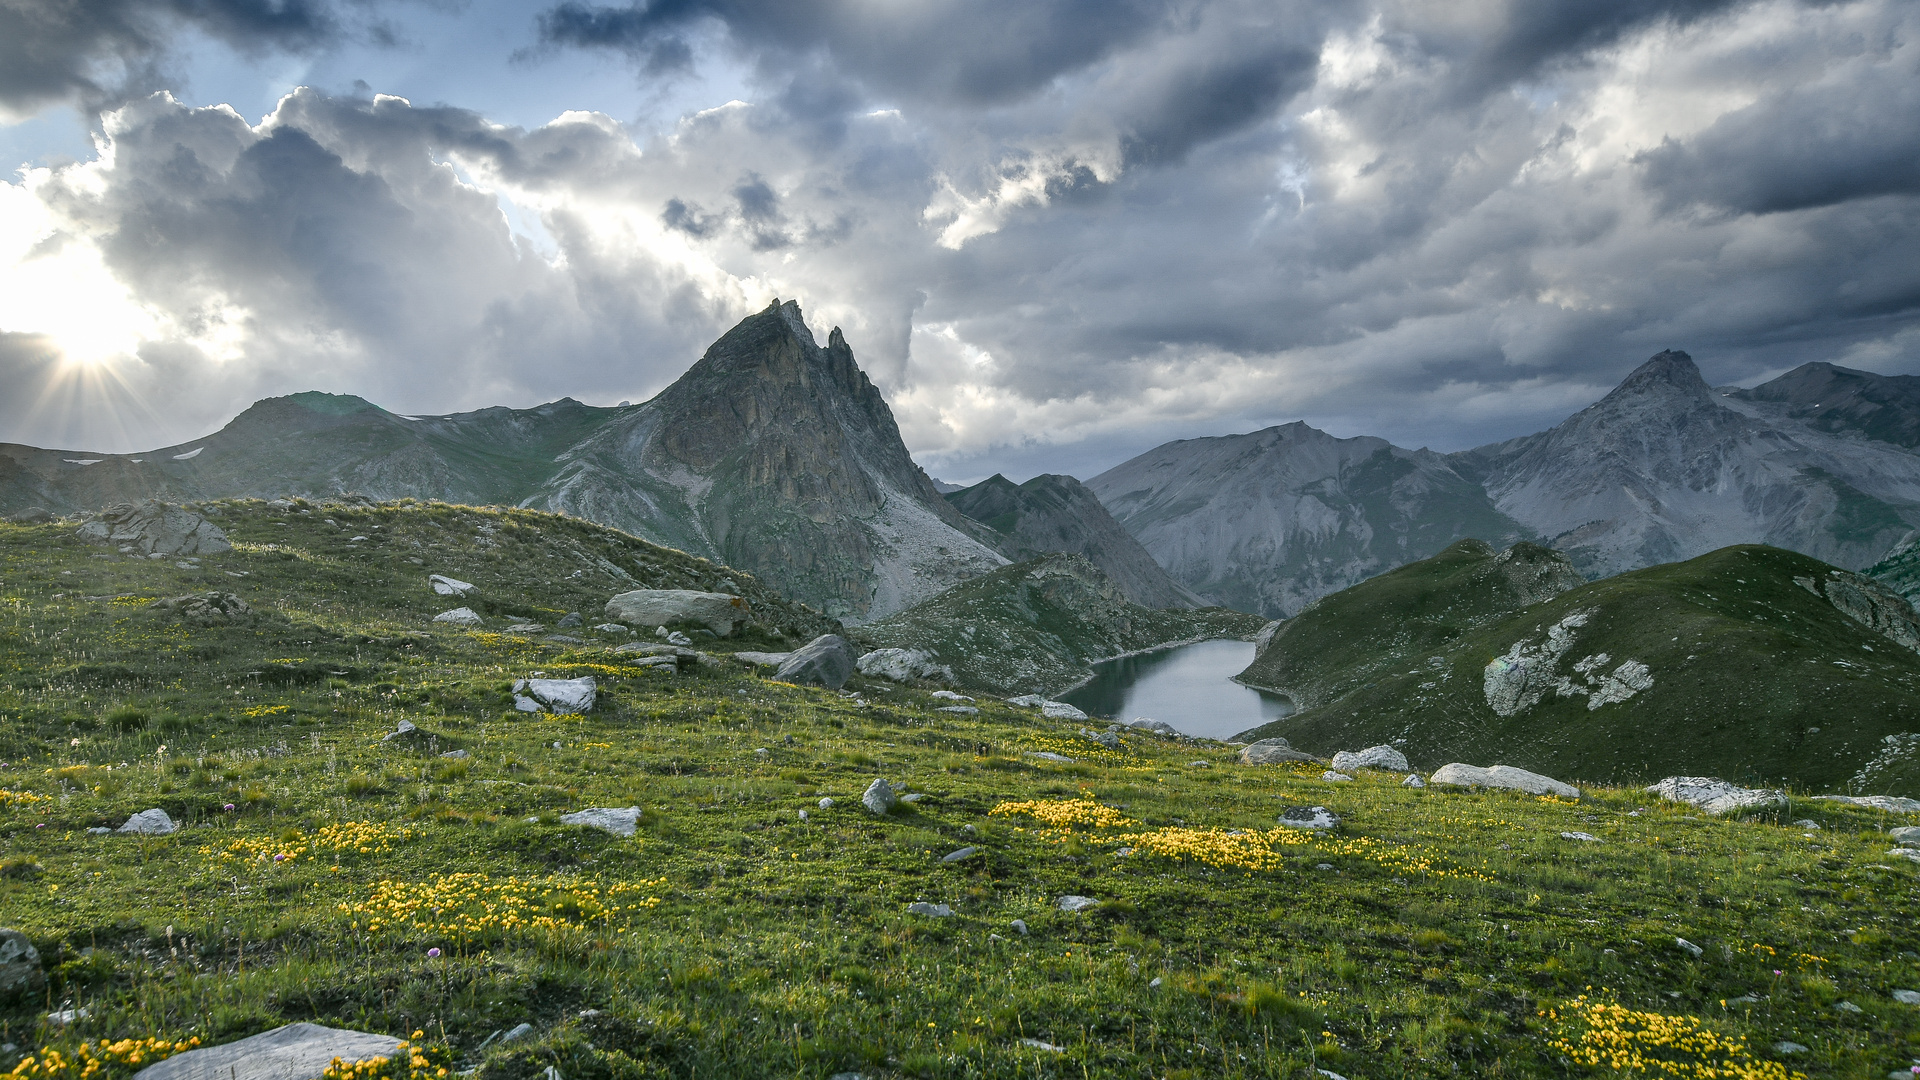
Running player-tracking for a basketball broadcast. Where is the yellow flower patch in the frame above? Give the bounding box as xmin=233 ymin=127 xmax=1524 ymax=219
xmin=341 ymin=873 xmax=667 ymax=943
xmin=7 ymin=1037 xmax=200 ymax=1080
xmin=1544 ymin=995 xmax=1805 ymax=1079
xmin=0 ymin=789 xmax=51 ymax=810
xmin=989 ymin=798 xmax=1137 ymax=829
xmin=320 ymin=1037 xmax=449 ymax=1080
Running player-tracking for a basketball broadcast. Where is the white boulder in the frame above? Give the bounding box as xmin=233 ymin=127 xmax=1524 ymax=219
xmin=1057 ymin=895 xmax=1100 ymax=912
xmin=1329 ymin=746 xmax=1411 ymax=772
xmin=560 ymin=807 xmax=643 ymax=837
xmin=1811 ymin=794 xmax=1920 ymax=813
xmin=131 ymin=1022 xmax=402 ymax=1080
xmin=429 ymin=575 xmax=475 ymax=596
xmin=513 ymin=676 xmax=596 ymax=714
xmin=1646 ymin=777 xmax=1788 ymax=816
xmin=433 ymin=607 xmax=482 ymax=626
xmin=605 ymin=589 xmax=748 ymax=636
xmin=1322 ymin=770 xmax=1353 ymax=782
xmin=857 ymin=648 xmax=955 ymax=682
xmin=862 ymin=778 xmax=898 ymax=816
xmin=1276 ymin=806 xmax=1340 ymax=830
xmin=1239 ymin=742 xmax=1322 ymax=765
xmin=1040 ymin=701 xmax=1087 ymax=721
xmin=117 ymin=808 xmax=178 ymax=835
xmin=1429 ymin=763 xmax=1579 ymax=798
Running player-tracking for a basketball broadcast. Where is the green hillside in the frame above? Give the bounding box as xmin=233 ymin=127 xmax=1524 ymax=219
xmin=857 ymin=553 xmax=1264 ymax=696
xmin=1236 ymin=539 xmax=1583 ymax=710
xmin=1238 ymin=544 xmax=1920 ymax=795
xmin=0 ymin=506 xmax=1917 ymax=1080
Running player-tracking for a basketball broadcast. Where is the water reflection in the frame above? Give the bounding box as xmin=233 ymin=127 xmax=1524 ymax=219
xmin=1061 ymin=639 xmax=1293 ymax=740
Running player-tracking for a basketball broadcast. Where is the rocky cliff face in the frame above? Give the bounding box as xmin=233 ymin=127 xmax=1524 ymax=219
xmin=528 ymin=300 xmax=1004 ymax=621
xmin=1085 ymin=423 xmax=1531 ymax=617
xmin=1458 ymin=351 xmax=1920 ymax=578
xmin=945 ymin=473 xmax=1200 ymax=609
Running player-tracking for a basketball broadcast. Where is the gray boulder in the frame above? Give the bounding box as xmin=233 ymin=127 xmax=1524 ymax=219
xmin=862 ymin=778 xmax=898 ymax=816
xmin=857 ymin=648 xmax=955 ymax=682
xmin=433 ymin=607 xmax=482 ymax=627
xmin=429 ymin=575 xmax=475 ymax=597
xmin=0 ymin=928 xmax=44 ymax=996
xmin=1276 ymin=806 xmax=1340 ymax=830
xmin=605 ymin=590 xmax=749 ymax=636
xmin=1329 ymin=746 xmax=1411 ymax=772
xmin=1647 ymin=777 xmax=1787 ymax=816
xmin=1429 ymin=763 xmax=1579 ymax=798
xmin=557 ymin=612 xmax=583 ymax=628
xmin=941 ymin=847 xmax=978 ymax=863
xmin=1890 ymin=826 xmax=1920 ymax=845
xmin=118 ymin=808 xmax=179 ymax=835
xmin=1126 ymin=718 xmax=1180 ymax=736
xmin=514 ymin=676 xmax=596 ymax=713
xmin=730 ymin=650 xmax=792 ymax=667
xmin=1812 ymin=794 xmax=1920 ymax=813
xmin=1239 ymin=743 xmax=1325 ymax=766
xmin=1057 ymin=895 xmax=1099 ymax=913
xmin=75 ymin=501 xmax=230 ymax=556
xmin=560 ymin=807 xmax=642 ymax=837
xmin=1080 ymin=728 xmax=1122 ymax=750
xmin=906 ymin=902 xmax=953 ymax=917
xmin=131 ymin=1023 xmax=402 ymax=1080
xmin=1040 ymin=701 xmax=1088 ymax=721
xmin=1402 ymin=774 xmax=1427 ymax=788
xmin=149 ymin=593 xmax=252 ymax=624
xmin=775 ymin=635 xmax=856 ymax=689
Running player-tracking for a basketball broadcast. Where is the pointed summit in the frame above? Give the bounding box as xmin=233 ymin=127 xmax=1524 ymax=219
xmin=1604 ymin=349 xmax=1712 ymax=402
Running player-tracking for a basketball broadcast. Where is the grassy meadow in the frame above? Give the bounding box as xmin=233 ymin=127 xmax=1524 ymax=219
xmin=0 ymin=502 xmax=1917 ymax=1079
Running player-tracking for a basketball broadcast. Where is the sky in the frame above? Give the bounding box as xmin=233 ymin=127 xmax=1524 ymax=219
xmin=1 ymin=0 xmax=1917 ymax=484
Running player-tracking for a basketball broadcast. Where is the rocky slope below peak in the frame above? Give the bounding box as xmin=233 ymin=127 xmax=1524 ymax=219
xmin=945 ymin=473 xmax=1200 ymax=609
xmin=1728 ymin=361 xmax=1920 ymax=449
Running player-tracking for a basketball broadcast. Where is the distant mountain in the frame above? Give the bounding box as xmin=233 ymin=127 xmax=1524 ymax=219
xmin=524 ymin=300 xmax=1002 ymax=621
xmin=929 ymin=478 xmax=968 ymax=494
xmin=945 ymin=473 xmax=1201 ymax=609
xmin=0 ymin=392 xmax=620 ymax=515
xmin=856 ymin=553 xmax=1264 ymax=696
xmin=1459 ymin=351 xmax=1920 ymax=578
xmin=1085 ymin=423 xmax=1531 ymax=617
xmin=0 ymin=301 xmax=1003 ymax=622
xmin=1728 ymin=361 xmax=1920 ymax=448
xmin=1236 ymin=543 xmax=1920 ymax=795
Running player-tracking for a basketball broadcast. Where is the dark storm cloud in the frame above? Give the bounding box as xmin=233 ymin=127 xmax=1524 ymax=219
xmin=1434 ymin=0 xmax=1753 ymax=91
xmin=1638 ymin=52 xmax=1920 ymax=214
xmin=0 ymin=0 xmax=394 ymax=115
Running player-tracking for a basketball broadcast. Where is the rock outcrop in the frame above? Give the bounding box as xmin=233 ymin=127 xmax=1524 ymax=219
xmin=149 ymin=593 xmax=253 ymax=624
xmin=606 ymin=589 xmax=750 ymax=636
xmin=1429 ymin=763 xmax=1578 ymax=798
xmin=775 ymin=634 xmax=857 ymax=689
xmin=76 ymin=500 xmax=230 ymax=556
xmin=1646 ymin=777 xmax=1788 ymax=816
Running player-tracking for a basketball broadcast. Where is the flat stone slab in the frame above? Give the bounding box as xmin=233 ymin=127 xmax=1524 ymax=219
xmin=1812 ymin=794 xmax=1920 ymax=813
xmin=560 ymin=807 xmax=643 ymax=837
xmin=133 ymin=1023 xmax=403 ymax=1080
xmin=1430 ymin=763 xmax=1578 ymax=798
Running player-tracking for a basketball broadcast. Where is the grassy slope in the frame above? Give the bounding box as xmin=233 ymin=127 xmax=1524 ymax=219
xmin=856 ymin=555 xmax=1263 ymax=696
xmin=1235 ymin=539 xmax=1579 ymax=710
xmin=1239 ymin=545 xmax=1920 ymax=795
xmin=0 ymin=509 xmax=1915 ymax=1080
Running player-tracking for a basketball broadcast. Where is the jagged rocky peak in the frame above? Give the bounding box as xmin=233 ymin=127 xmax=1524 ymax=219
xmin=1606 ymin=349 xmax=1713 ymax=401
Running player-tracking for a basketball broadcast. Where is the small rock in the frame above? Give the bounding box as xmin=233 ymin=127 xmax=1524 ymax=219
xmin=798 ymin=810 xmax=808 ymax=822
xmin=1889 ymin=826 xmax=1920 ymax=844
xmin=931 ymin=690 xmax=973 ymax=701
xmin=1793 ymin=819 xmax=1821 ymax=829
xmin=1560 ymin=831 xmax=1604 ymax=843
xmin=1727 ymin=995 xmax=1760 ymax=1005
xmin=1126 ymin=718 xmax=1179 ymax=736
xmin=440 ymin=749 xmax=469 ymax=759
xmin=1430 ymin=762 xmax=1579 ymax=798
xmin=1891 ymin=989 xmax=1920 ymax=1005
xmin=1027 ymin=751 xmax=1075 ymax=763
xmin=0 ymin=928 xmax=44 ymax=996
xmin=906 ymin=902 xmax=953 ymax=917
xmin=1148 ymin=976 xmax=1162 ymax=989
xmin=1005 ymin=694 xmax=1047 ymax=707
xmin=542 ymin=634 xmax=584 ymax=645
xmin=1329 ymin=745 xmax=1411 ymax=772
xmin=1315 ymin=863 xmax=1334 ymax=870
xmin=433 ymin=607 xmax=482 ymax=627
xmin=382 ymin=719 xmax=419 ymax=742
xmin=1019 ymin=1039 xmax=1065 ymax=1053
xmin=1188 ymin=760 xmax=1211 ymax=768
xmin=86 ymin=826 xmax=111 ymax=835
xmin=557 ymin=612 xmax=583 ymax=628
xmin=1080 ymin=728 xmax=1121 ymax=750
xmin=117 ymin=808 xmax=178 ymax=835
xmin=941 ymin=847 xmax=977 ymax=863
xmin=775 ymin=634 xmax=857 ymax=689
xmin=1010 ymin=919 xmax=1028 ymax=935
xmin=1040 ymin=701 xmax=1088 ymax=720
xmin=1811 ymin=794 xmax=1920 ymax=813
xmin=497 ymin=1023 xmax=535 ymax=1045
xmin=899 ymin=793 xmax=927 ymax=804
xmin=1403 ymin=774 xmax=1426 ymax=788
xmin=1322 ymin=770 xmax=1353 ymax=783
xmin=559 ymin=807 xmax=642 ymax=837
xmin=1277 ymin=806 xmax=1340 ymax=830
xmin=936 ymin=705 xmax=980 ymax=715
xmin=47 ymin=1008 xmax=89 ymax=1025
xmin=1834 ymin=1000 xmax=1862 ymax=1014
xmin=660 ymin=629 xmax=693 ymax=646
xmin=428 ymin=574 xmax=475 ymax=596
xmin=1057 ymin=895 xmax=1099 ymax=913
xmin=1647 ymin=777 xmax=1788 ymax=816
xmin=591 ymin=623 xmax=631 ymax=634
xmin=1675 ymin=937 xmax=1704 ymax=958
xmin=862 ymin=778 xmax=898 ymax=816
xmin=818 ymin=797 xmax=836 ymax=809
xmin=1772 ymin=1042 xmax=1808 ymax=1055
